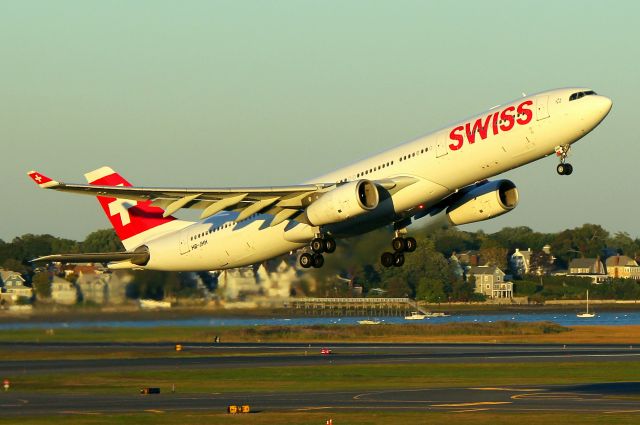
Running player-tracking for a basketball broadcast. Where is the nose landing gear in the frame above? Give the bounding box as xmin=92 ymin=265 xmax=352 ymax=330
xmin=555 ymin=145 xmax=573 ymax=175
xmin=299 ymin=236 xmax=336 ymax=268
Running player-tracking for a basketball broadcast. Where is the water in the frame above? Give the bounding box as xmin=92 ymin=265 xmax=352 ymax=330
xmin=1 ymin=311 xmax=639 ymax=330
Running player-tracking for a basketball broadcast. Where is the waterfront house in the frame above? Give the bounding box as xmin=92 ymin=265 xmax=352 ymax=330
xmin=568 ymin=258 xmax=607 ymax=283
xmin=467 ymin=265 xmax=513 ymax=299
xmin=605 ymin=255 xmax=640 ymax=280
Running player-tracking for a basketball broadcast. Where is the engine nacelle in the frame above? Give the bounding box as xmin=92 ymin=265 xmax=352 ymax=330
xmin=446 ymin=180 xmax=519 ymax=226
xmin=306 ymin=180 xmax=379 ymax=226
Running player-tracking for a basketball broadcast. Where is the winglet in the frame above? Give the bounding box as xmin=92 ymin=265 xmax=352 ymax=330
xmin=27 ymin=171 xmax=60 ymax=188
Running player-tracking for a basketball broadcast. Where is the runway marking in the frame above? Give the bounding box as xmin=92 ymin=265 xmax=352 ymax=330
xmin=294 ymin=407 xmax=332 ymax=411
xmin=469 ymin=387 xmax=541 ymax=392
xmin=144 ymin=409 xmax=165 ymax=414
xmin=604 ymin=409 xmax=640 ymax=414
xmin=59 ymin=411 xmax=102 ymax=415
xmin=511 ymin=392 xmax=600 ymax=401
xmin=485 ymin=353 xmax=640 ymax=360
xmin=450 ymin=408 xmax=491 ymax=413
xmin=431 ymin=402 xmax=512 ymax=407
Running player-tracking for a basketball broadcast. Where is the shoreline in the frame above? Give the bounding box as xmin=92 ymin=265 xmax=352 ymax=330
xmin=1 ymin=302 xmax=640 ymax=324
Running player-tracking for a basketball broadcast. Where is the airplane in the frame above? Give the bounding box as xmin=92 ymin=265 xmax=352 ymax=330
xmin=28 ymin=87 xmax=612 ymax=271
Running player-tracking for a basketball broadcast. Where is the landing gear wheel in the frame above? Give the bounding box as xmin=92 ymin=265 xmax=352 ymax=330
xmin=557 ymin=164 xmax=566 ymax=175
xmin=392 ymin=252 xmax=405 ymax=267
xmin=381 ymin=252 xmax=394 ymax=268
xmin=299 ymin=253 xmax=313 ymax=268
xmin=312 ymin=253 xmax=324 ymax=268
xmin=392 ymin=237 xmax=406 ymax=252
xmin=404 ymin=237 xmax=417 ymax=253
xmin=311 ymin=238 xmax=325 ymax=253
xmin=557 ymin=163 xmax=574 ymax=175
xmin=323 ymin=237 xmax=337 ymax=253
xmin=564 ymin=163 xmax=573 ymax=175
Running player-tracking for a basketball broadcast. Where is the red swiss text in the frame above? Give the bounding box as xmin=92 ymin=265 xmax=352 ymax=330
xmin=448 ymin=100 xmax=533 ymax=151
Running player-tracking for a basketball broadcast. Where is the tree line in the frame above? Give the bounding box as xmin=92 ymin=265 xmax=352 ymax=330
xmin=307 ymin=223 xmax=640 ymax=301
xmin=2 ymin=223 xmax=639 ymax=302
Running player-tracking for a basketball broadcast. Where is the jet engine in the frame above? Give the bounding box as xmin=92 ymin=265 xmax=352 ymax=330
xmin=446 ymin=180 xmax=519 ymax=225
xmin=305 ymin=180 xmax=379 ymax=226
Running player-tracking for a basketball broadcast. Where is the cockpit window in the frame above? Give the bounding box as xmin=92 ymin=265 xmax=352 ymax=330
xmin=569 ymin=90 xmax=597 ymax=101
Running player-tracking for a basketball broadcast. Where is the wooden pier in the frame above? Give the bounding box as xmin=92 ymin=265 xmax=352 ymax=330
xmin=289 ymin=297 xmax=423 ymax=317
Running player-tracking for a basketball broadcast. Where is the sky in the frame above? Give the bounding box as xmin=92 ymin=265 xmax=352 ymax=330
xmin=1 ymin=1 xmax=639 ymax=242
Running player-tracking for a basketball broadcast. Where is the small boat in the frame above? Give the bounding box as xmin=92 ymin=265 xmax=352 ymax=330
xmin=577 ymin=290 xmax=595 ymax=318
xmin=404 ymin=311 xmax=426 ymax=320
xmin=358 ymin=319 xmax=381 ymax=325
xmin=424 ymin=312 xmax=450 ymax=318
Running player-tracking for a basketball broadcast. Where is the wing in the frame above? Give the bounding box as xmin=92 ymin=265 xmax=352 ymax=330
xmin=27 ymin=171 xmax=417 ymax=226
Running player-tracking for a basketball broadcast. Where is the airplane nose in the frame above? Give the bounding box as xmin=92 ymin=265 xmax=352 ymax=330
xmin=597 ymin=95 xmax=613 ymax=118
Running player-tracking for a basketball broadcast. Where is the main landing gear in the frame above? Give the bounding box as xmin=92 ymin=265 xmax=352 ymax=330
xmin=555 ymin=145 xmax=573 ymax=175
xmin=380 ymin=233 xmax=417 ymax=268
xmin=299 ymin=236 xmax=336 ymax=269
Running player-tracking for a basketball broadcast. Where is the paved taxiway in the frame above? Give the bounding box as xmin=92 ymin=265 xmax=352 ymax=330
xmin=1 ymin=343 xmax=639 ymax=415
xmin=2 ymin=383 xmax=640 ymax=415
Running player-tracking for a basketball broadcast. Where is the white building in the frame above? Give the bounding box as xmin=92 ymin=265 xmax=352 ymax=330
xmin=0 ymin=269 xmax=32 ymax=303
xmin=51 ymin=276 xmax=78 ymax=305
xmin=510 ymin=248 xmax=532 ymax=276
xmin=606 ymin=255 xmax=640 ymax=280
xmin=218 ymin=260 xmax=295 ymax=301
xmin=77 ymin=272 xmax=130 ymax=305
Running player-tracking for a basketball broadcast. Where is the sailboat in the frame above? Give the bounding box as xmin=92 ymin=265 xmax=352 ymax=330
xmin=577 ymin=290 xmax=595 ymax=318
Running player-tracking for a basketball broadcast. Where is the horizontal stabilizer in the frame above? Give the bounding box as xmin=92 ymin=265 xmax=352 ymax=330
xmin=27 ymin=171 xmax=60 ymax=188
xmin=32 ymin=247 xmax=149 ymax=266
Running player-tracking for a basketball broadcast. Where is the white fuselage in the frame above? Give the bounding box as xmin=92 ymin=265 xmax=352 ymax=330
xmin=140 ymin=88 xmax=612 ymax=271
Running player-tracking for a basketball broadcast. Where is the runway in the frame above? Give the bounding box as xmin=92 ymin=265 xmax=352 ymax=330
xmin=2 ymin=342 xmax=640 ymax=374
xmin=1 ymin=342 xmax=639 ymax=416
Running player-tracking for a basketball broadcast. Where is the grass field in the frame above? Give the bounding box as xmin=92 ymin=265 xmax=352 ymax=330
xmin=2 ymin=323 xmax=639 ymax=423
xmin=2 ymin=411 xmax=640 ymax=425
xmin=8 ymin=361 xmax=639 ymax=394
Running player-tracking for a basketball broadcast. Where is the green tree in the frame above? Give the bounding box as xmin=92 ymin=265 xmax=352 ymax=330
xmin=2 ymin=258 xmax=27 ymax=274
xmin=490 ymin=226 xmax=552 ymax=251
xmin=82 ymin=229 xmax=124 ymax=252
xmin=32 ymin=272 xmax=51 ymax=299
xmin=608 ymin=232 xmax=639 ymax=257
xmin=416 ymin=277 xmax=446 ymax=302
xmin=431 ymin=228 xmax=478 ymax=257
xmin=129 ymin=271 xmax=166 ymax=300
xmin=551 ymin=224 xmax=610 ymax=267
xmin=480 ymin=246 xmax=508 ymax=269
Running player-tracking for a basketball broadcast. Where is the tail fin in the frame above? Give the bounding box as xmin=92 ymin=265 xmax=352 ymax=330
xmin=85 ymin=166 xmax=191 ymax=250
